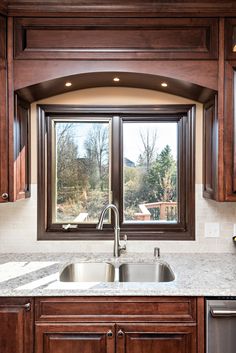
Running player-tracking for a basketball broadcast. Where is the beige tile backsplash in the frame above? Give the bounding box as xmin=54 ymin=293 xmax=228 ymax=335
xmin=0 ymin=184 xmax=235 ymax=253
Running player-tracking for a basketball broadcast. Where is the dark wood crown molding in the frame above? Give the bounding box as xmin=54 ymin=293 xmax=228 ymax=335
xmin=5 ymin=0 xmax=236 ymax=17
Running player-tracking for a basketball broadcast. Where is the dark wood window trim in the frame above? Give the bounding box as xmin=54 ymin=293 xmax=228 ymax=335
xmin=37 ymin=104 xmax=195 ymax=241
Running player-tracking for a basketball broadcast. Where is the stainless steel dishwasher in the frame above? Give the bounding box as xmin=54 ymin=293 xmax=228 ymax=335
xmin=206 ymin=298 xmax=236 ymax=353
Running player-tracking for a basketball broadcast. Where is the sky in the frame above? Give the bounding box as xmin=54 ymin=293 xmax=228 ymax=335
xmin=55 ymin=120 xmax=177 ymax=162
xmin=123 ymin=122 xmax=177 ymax=163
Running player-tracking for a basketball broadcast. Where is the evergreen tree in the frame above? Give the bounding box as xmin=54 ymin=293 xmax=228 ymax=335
xmin=147 ymin=144 xmax=177 ymax=202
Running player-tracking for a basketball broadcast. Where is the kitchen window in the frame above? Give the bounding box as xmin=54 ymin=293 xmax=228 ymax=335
xmin=37 ymin=105 xmax=195 ymax=240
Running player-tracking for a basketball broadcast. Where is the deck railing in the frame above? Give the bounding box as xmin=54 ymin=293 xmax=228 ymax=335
xmin=134 ymin=201 xmax=177 ymax=221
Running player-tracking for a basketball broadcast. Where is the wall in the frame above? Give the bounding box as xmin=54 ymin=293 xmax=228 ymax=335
xmin=0 ymin=87 xmax=236 ymax=253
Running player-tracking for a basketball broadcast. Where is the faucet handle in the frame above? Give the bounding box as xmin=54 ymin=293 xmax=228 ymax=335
xmin=154 ymin=247 xmax=160 ymax=259
xmin=120 ymin=234 xmax=128 ymax=253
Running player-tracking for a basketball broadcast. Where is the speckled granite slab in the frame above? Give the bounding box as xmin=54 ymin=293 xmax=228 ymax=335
xmin=0 ymin=252 xmax=235 ymax=297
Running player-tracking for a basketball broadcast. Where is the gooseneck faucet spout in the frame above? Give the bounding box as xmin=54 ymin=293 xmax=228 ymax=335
xmin=97 ymin=204 xmax=126 ymax=258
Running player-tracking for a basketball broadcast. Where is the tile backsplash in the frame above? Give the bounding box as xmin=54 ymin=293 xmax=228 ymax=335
xmin=0 ymin=184 xmax=235 ymax=253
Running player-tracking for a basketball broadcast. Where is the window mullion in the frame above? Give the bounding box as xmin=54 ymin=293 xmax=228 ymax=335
xmin=111 ymin=115 xmax=122 ymax=227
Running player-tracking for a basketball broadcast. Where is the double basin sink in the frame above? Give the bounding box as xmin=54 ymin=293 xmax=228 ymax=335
xmin=60 ymin=261 xmax=175 ymax=283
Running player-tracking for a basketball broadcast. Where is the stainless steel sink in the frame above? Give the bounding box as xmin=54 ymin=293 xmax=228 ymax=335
xmin=59 ymin=261 xmax=175 ymax=283
xmin=59 ymin=262 xmax=115 ymax=282
xmin=119 ymin=262 xmax=175 ymax=282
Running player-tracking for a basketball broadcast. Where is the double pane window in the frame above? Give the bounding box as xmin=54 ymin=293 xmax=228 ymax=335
xmin=38 ymin=105 xmax=195 ymax=240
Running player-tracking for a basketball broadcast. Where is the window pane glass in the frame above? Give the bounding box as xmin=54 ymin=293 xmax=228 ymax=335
xmin=54 ymin=120 xmax=111 ymax=223
xmin=123 ymin=122 xmax=178 ymax=223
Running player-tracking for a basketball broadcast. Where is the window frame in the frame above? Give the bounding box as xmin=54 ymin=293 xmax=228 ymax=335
xmin=37 ymin=104 xmax=195 ymax=241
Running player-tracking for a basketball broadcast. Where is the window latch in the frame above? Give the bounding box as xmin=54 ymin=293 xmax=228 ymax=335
xmin=62 ymin=224 xmax=78 ymax=231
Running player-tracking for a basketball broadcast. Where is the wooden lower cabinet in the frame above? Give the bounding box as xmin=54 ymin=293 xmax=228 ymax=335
xmin=116 ymin=324 xmax=196 ymax=353
xmin=35 ymin=324 xmax=115 ymax=353
xmin=0 ymin=298 xmax=33 ymax=353
xmin=34 ymin=297 xmax=204 ymax=353
xmin=35 ymin=322 xmax=197 ymax=353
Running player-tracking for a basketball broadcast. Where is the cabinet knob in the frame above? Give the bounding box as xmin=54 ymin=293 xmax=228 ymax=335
xmin=1 ymin=193 xmax=8 ymax=200
xmin=24 ymin=303 xmax=31 ymax=311
xmin=117 ymin=329 xmax=124 ymax=338
xmin=107 ymin=330 xmax=113 ymax=338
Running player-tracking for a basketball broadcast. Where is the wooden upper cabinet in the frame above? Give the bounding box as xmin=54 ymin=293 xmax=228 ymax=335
xmin=0 ymin=15 xmax=8 ymax=203
xmin=225 ymin=18 xmax=236 ymax=60
xmin=203 ymin=96 xmax=218 ymax=200
xmin=0 ymin=15 xmax=31 ymax=203
xmin=223 ymin=62 xmax=236 ymax=201
xmin=13 ymin=95 xmax=31 ymax=201
xmin=13 ymin=17 xmax=218 ymax=60
xmin=0 ymin=298 xmax=34 ymax=353
xmin=223 ymin=21 xmax=236 ymax=201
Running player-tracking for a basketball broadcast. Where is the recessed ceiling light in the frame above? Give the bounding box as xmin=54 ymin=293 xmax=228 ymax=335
xmin=161 ymin=82 xmax=168 ymax=87
xmin=65 ymin=82 xmax=72 ymax=87
xmin=113 ymin=77 xmax=120 ymax=82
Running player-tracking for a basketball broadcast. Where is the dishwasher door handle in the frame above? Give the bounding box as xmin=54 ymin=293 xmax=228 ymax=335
xmin=210 ymin=307 xmax=236 ymax=317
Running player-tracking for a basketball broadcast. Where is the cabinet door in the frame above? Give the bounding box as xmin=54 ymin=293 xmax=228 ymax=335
xmin=13 ymin=94 xmax=31 ymax=200
xmin=203 ymin=96 xmax=218 ymax=200
xmin=224 ymin=63 xmax=236 ymax=201
xmin=0 ymin=17 xmax=31 ymax=203
xmin=35 ymin=323 xmax=115 ymax=353
xmin=116 ymin=324 xmax=196 ymax=353
xmin=0 ymin=298 xmax=33 ymax=353
xmin=0 ymin=15 xmax=8 ymax=203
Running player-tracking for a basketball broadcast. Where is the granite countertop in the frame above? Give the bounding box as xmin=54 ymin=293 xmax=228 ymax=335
xmin=0 ymin=252 xmax=235 ymax=297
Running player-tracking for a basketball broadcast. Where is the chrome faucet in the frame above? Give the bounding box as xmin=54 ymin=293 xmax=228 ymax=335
xmin=97 ymin=204 xmax=127 ymax=257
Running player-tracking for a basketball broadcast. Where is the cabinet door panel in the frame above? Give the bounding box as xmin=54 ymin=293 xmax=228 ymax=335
xmin=0 ymin=308 xmax=25 ymax=353
xmin=35 ymin=297 xmax=196 ymax=323
xmin=14 ymin=94 xmax=31 ymax=200
xmin=117 ymin=324 xmax=196 ymax=353
xmin=0 ymin=15 xmax=8 ymax=202
xmin=45 ymin=333 xmax=106 ymax=353
xmin=14 ymin=17 xmax=218 ymax=60
xmin=224 ymin=63 xmax=236 ymax=200
xmin=203 ymin=96 xmax=218 ymax=199
xmin=36 ymin=323 xmax=115 ymax=353
xmin=0 ymin=298 xmax=33 ymax=353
